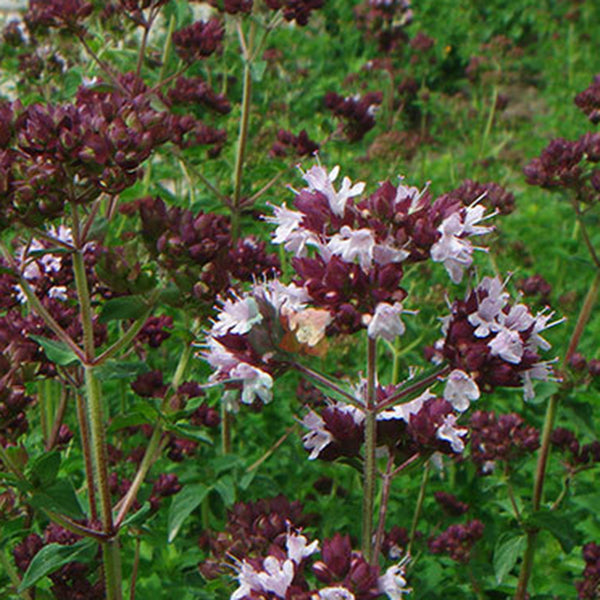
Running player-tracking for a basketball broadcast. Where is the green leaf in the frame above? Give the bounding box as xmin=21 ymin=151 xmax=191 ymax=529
xmin=165 ymin=423 xmax=213 ymax=445
xmin=30 ymin=479 xmax=85 ymax=520
xmin=213 ymin=475 xmax=235 ymax=507
xmin=494 ymin=532 xmax=526 ymax=584
xmin=108 ymin=412 xmax=154 ymax=433
xmin=96 ymin=360 xmax=149 ymax=382
xmin=527 ymin=509 xmax=580 ymax=553
xmin=29 ymin=335 xmax=78 ymax=366
xmin=28 ymin=452 xmax=61 ymax=488
xmin=99 ymin=296 xmax=148 ymax=323
xmin=167 ymin=483 xmax=210 ymax=543
xmin=122 ymin=502 xmax=151 ymax=528
xmin=19 ymin=538 xmax=96 ymax=591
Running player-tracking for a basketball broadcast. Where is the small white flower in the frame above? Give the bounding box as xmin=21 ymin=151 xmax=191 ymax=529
xmin=365 ymin=301 xmax=410 ymax=342
xmin=230 ymin=363 xmax=273 ymax=405
xmin=257 ymin=280 xmax=310 ymax=313
xmin=443 ymin=370 xmax=480 ymax=412
xmin=302 ymin=165 xmax=365 ymax=217
xmin=48 ymin=286 xmax=68 ymax=301
xmin=286 ymin=531 xmax=319 ymax=564
xmin=378 ymin=561 xmax=411 ymax=599
xmin=327 ymin=226 xmax=375 ymax=271
xmin=488 ymin=328 xmax=524 ymax=364
xmin=315 ymin=587 xmax=356 ymax=600
xmin=437 ymin=414 xmax=468 ymax=453
xmin=211 ymin=295 xmax=261 ymax=336
xmin=302 ymin=410 xmax=333 ymax=460
xmin=430 ymin=203 xmax=494 ymax=284
xmin=378 ymin=390 xmax=434 ymax=422
xmin=257 ymin=556 xmax=295 ymax=597
xmin=468 ymin=276 xmax=509 ymax=337
xmin=265 ymin=202 xmax=305 ymax=244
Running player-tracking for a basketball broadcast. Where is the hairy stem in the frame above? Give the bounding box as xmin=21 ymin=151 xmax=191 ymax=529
xmin=114 ymin=340 xmax=192 ymax=527
xmin=376 ymin=365 xmax=450 ymax=412
xmin=0 ymin=548 xmax=32 ymax=600
xmin=407 ymin=460 xmax=430 ymax=556
xmin=46 ymin=384 xmax=69 ymax=451
xmin=515 ymin=269 xmax=600 ymax=599
xmin=362 ymin=338 xmax=378 ymax=562
xmin=76 ymin=391 xmax=98 ymax=522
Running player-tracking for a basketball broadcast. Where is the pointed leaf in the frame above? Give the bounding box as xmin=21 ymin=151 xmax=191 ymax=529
xmin=29 ymin=335 xmax=78 ymax=366
xmin=167 ymin=483 xmax=210 ymax=543
xmin=494 ymin=533 xmax=526 ymax=584
xmin=96 ymin=360 xmax=149 ymax=382
xmin=30 ymin=479 xmax=85 ymax=520
xmin=527 ymin=509 xmax=580 ymax=553
xmin=19 ymin=538 xmax=95 ymax=591
xmin=99 ymin=296 xmax=148 ymax=323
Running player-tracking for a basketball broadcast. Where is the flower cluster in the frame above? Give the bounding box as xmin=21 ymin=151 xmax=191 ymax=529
xmin=167 ymin=76 xmax=231 ymax=115
xmin=517 ymin=274 xmax=552 ymax=304
xmin=266 ymin=165 xmax=494 ymax=335
xmin=437 ymin=276 xmax=560 ymax=398
xmin=121 ymin=195 xmax=278 ymax=308
xmin=428 ymin=520 xmax=484 ymax=563
xmin=576 ymin=542 xmax=600 ymax=599
xmin=270 ymin=129 xmax=320 ymax=159
xmin=264 ymin=0 xmax=325 ymax=26
xmin=433 ymin=491 xmax=469 ymax=516
xmin=302 ymin=370 xmax=480 ymax=463
xmin=550 ymin=428 xmax=600 ymax=467
xmin=25 ymin=0 xmax=93 ymax=32
xmin=575 ymin=74 xmax=600 ymax=124
xmin=324 ymin=92 xmax=383 ymax=142
xmin=172 ymin=18 xmax=224 ymax=62
xmin=0 ymin=76 xmax=225 ymax=229
xmin=439 ymin=179 xmax=515 ymax=216
xmin=469 ymin=411 xmax=540 ymax=473
xmin=354 ymin=0 xmax=413 ymax=54
xmin=228 ymin=529 xmax=410 ymax=600
xmin=203 ymin=279 xmax=314 ymax=409
xmin=199 ymin=495 xmax=309 ymax=579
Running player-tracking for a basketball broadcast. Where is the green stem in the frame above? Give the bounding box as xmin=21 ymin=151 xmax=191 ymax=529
xmin=85 ymin=367 xmax=123 ymax=600
xmin=292 ymin=362 xmax=362 ymax=407
xmin=115 ymin=340 xmax=192 ymax=527
xmin=114 ymin=427 xmax=162 ymax=528
xmin=93 ymin=306 xmax=154 ymax=366
xmin=71 ymin=211 xmax=122 ymax=598
xmin=376 ymin=365 xmax=450 ymax=412
xmin=515 ymin=270 xmax=600 ymax=599
xmin=0 ymin=548 xmax=32 ymax=600
xmin=361 ymin=338 xmax=378 ymax=562
xmin=231 ymin=19 xmax=254 ymax=240
xmin=373 ymin=454 xmax=395 ymax=562
xmin=479 ymin=84 xmax=498 ymax=160
xmin=407 ymin=460 xmax=430 ymax=556
xmin=76 ymin=391 xmax=98 ymax=522
xmin=157 ymin=14 xmax=176 ymax=85
xmin=129 ymin=537 xmax=141 ymax=600
xmin=46 ymin=384 xmax=69 ymax=451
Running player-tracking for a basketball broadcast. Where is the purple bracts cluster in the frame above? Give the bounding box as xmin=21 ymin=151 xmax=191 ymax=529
xmin=575 ymin=74 xmax=600 ymax=124
xmin=173 ymin=18 xmax=224 ymax=62
xmin=264 ymin=0 xmax=325 ymax=26
xmin=428 ymin=520 xmax=484 ymax=563
xmin=439 ymin=276 xmax=559 ymax=398
xmin=324 ymin=92 xmax=383 ymax=142
xmin=469 ymin=410 xmax=540 ymax=473
xmin=577 ymin=543 xmax=600 ymax=599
